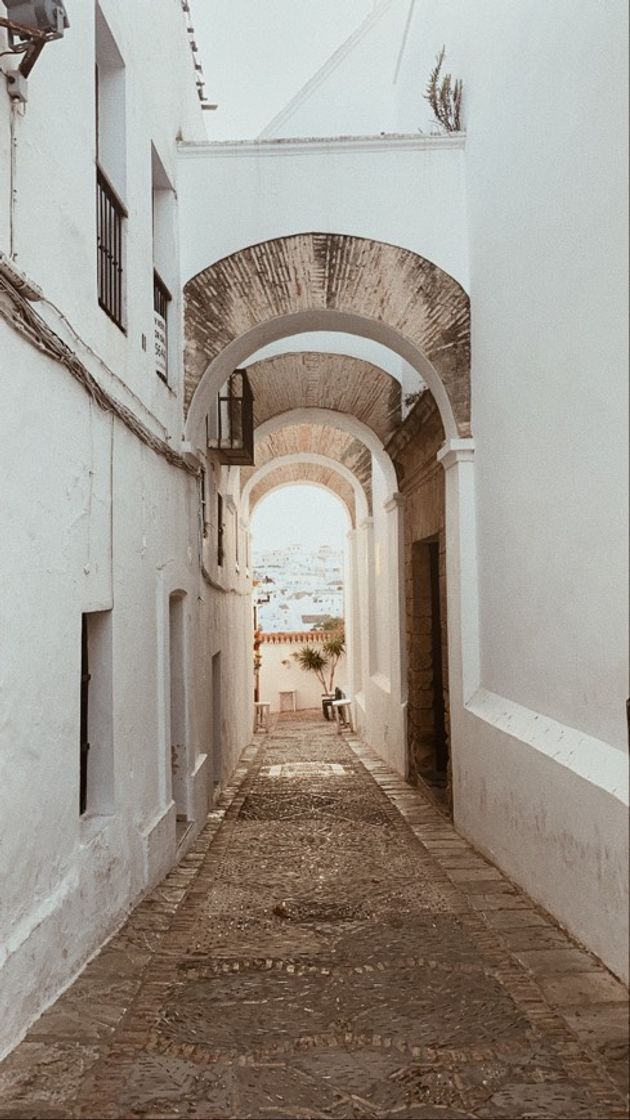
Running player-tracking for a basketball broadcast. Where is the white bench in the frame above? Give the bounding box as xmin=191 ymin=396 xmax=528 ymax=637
xmin=254 ymin=701 xmax=271 ymax=732
xmin=331 ymin=696 xmax=353 ymax=734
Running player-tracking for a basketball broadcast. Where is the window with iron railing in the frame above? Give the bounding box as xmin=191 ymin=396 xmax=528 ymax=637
xmin=207 ymin=370 xmax=255 ymax=465
xmin=95 ymin=7 xmax=126 ymax=331
xmin=96 ymin=166 xmax=126 ymax=330
xmin=217 ymin=492 xmax=224 ymax=567
xmin=151 ymin=143 xmax=176 ymax=384
xmin=199 ymin=467 xmax=208 ymax=538
xmin=153 ymin=269 xmax=171 ymax=381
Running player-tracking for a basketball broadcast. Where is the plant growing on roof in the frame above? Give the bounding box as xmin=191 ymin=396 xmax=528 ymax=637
xmin=424 ymin=46 xmax=463 ymax=133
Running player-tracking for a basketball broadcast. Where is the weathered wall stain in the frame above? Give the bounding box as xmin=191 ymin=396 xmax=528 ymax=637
xmin=184 ymin=234 xmax=470 ymax=433
xmin=387 ymin=393 xmax=449 ymax=791
xmin=243 ymin=423 xmax=373 ymax=511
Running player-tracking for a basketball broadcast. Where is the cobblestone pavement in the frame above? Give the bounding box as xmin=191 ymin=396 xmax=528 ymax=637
xmin=0 ymin=713 xmax=628 ymax=1119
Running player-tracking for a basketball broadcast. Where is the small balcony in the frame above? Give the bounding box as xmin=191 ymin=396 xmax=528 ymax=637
xmin=207 ymin=369 xmax=254 ymax=465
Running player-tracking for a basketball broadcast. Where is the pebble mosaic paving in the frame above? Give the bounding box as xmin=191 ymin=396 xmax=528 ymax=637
xmin=0 ymin=712 xmax=627 ymax=1119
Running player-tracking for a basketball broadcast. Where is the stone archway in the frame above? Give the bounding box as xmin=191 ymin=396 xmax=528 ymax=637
xmin=242 ymin=453 xmax=370 ymax=527
xmin=250 ymin=475 xmax=356 ymax=526
xmin=253 ymin=408 xmax=399 ymax=500
xmin=183 ymin=233 xmax=470 ymax=441
xmin=244 ymin=423 xmax=374 ymax=512
xmin=184 ymin=232 xmax=478 ymax=785
xmin=245 ymin=352 xmax=402 ymax=442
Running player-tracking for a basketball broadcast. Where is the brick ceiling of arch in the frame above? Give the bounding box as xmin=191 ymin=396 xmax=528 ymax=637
xmin=249 ymin=463 xmax=357 ymax=526
xmin=246 ymin=352 xmax=401 ymax=443
xmin=184 ymin=233 xmax=471 ymax=435
xmin=242 ymin=423 xmax=373 ymax=509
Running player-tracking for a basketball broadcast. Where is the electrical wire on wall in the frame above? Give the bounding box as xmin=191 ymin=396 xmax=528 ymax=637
xmin=9 ymin=96 xmax=20 ymax=258
xmin=1 ymin=25 xmax=30 ymax=259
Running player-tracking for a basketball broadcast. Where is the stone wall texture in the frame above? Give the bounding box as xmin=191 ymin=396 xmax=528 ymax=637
xmin=184 ymin=234 xmax=470 ymax=433
xmin=243 ymin=424 xmax=373 ymax=510
xmin=247 ymin=352 xmax=402 ymax=442
xmin=388 ymin=393 xmax=449 ymax=792
xmin=249 ymin=462 xmax=357 ymax=524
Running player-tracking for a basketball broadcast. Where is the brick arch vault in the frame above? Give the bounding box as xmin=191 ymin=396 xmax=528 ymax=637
xmin=183 ymin=233 xmax=470 ymax=446
xmin=249 ymin=476 xmax=355 ymax=530
xmin=183 ymin=232 xmax=479 ymax=791
xmin=241 ymin=453 xmax=371 ymax=528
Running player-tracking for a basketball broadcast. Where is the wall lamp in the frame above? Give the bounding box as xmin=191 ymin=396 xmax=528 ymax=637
xmin=1 ymin=0 xmax=69 ymax=99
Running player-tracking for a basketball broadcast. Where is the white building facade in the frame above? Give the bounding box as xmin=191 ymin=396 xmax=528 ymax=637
xmin=0 ymin=0 xmax=627 ymax=1058
xmin=0 ymin=0 xmax=253 ymax=1058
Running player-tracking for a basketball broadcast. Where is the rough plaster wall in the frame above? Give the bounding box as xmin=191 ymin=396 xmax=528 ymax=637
xmin=184 ymin=233 xmax=470 ymax=431
xmin=394 ymin=0 xmax=629 ymax=752
xmin=370 ymin=462 xmax=392 ymax=682
xmin=0 ymin=326 xmax=252 ymax=1057
xmin=202 ymin=0 xmax=374 ymax=140
xmin=394 ymin=0 xmax=629 ymax=979
xmin=0 ymin=0 xmax=205 ymax=443
xmin=260 ymin=639 xmax=348 ymax=712
xmin=247 ymin=352 xmax=401 ymax=440
xmin=250 ymin=466 xmax=356 ymax=525
xmin=177 ymin=142 xmax=468 ymax=294
xmin=0 ymin=0 xmax=226 ymax=1058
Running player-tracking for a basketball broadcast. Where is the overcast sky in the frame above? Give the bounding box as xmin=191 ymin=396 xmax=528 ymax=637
xmin=191 ymin=0 xmax=374 ymax=139
xmin=251 ymin=486 xmax=349 ymax=554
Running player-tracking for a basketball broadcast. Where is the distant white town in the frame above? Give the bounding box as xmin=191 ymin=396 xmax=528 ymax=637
xmin=253 ymin=543 xmax=344 ymax=632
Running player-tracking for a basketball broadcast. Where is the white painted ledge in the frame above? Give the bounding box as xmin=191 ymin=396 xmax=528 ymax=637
xmin=177 ymin=133 xmax=466 ymax=160
xmin=438 ymin=438 xmax=475 ymax=471
xmin=79 ymin=815 xmax=116 ymax=847
xmin=466 ymin=687 xmax=629 ymax=801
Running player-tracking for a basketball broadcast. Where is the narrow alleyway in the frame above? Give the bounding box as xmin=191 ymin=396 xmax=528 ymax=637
xmin=0 ymin=714 xmax=627 ymax=1120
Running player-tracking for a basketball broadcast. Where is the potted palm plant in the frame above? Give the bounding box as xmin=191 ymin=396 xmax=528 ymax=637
xmin=322 ymin=633 xmax=345 ymax=693
xmin=294 ymin=632 xmax=346 ymax=718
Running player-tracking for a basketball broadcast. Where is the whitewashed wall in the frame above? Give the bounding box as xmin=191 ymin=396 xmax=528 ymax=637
xmin=259 ymin=638 xmax=348 ymax=712
xmin=177 ymin=136 xmax=468 ymax=291
xmin=0 ymin=324 xmax=253 ymax=1057
xmin=395 ymin=0 xmax=629 ymax=980
xmin=0 ymin=0 xmax=253 ymax=1059
xmin=1 ymin=1 xmax=626 ymax=1067
xmin=175 ymin=0 xmax=628 ymax=978
xmin=1 ymin=0 xmax=206 ymax=438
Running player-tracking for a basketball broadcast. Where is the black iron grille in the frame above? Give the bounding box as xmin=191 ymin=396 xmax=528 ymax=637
xmin=153 ymin=269 xmax=171 ymax=381
xmin=97 ymin=166 xmax=126 ymax=329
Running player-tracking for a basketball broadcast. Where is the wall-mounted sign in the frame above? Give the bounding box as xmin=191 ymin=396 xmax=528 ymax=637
xmin=154 ymin=311 xmax=167 ymax=378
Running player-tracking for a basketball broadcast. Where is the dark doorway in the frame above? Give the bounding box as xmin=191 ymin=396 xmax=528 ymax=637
xmin=80 ymin=615 xmax=90 ymax=815
xmin=79 ymin=609 xmax=114 ymax=818
xmin=169 ymin=592 xmax=188 ymax=822
xmin=410 ymin=538 xmax=449 ymax=797
xmin=211 ymin=651 xmax=222 ymax=799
